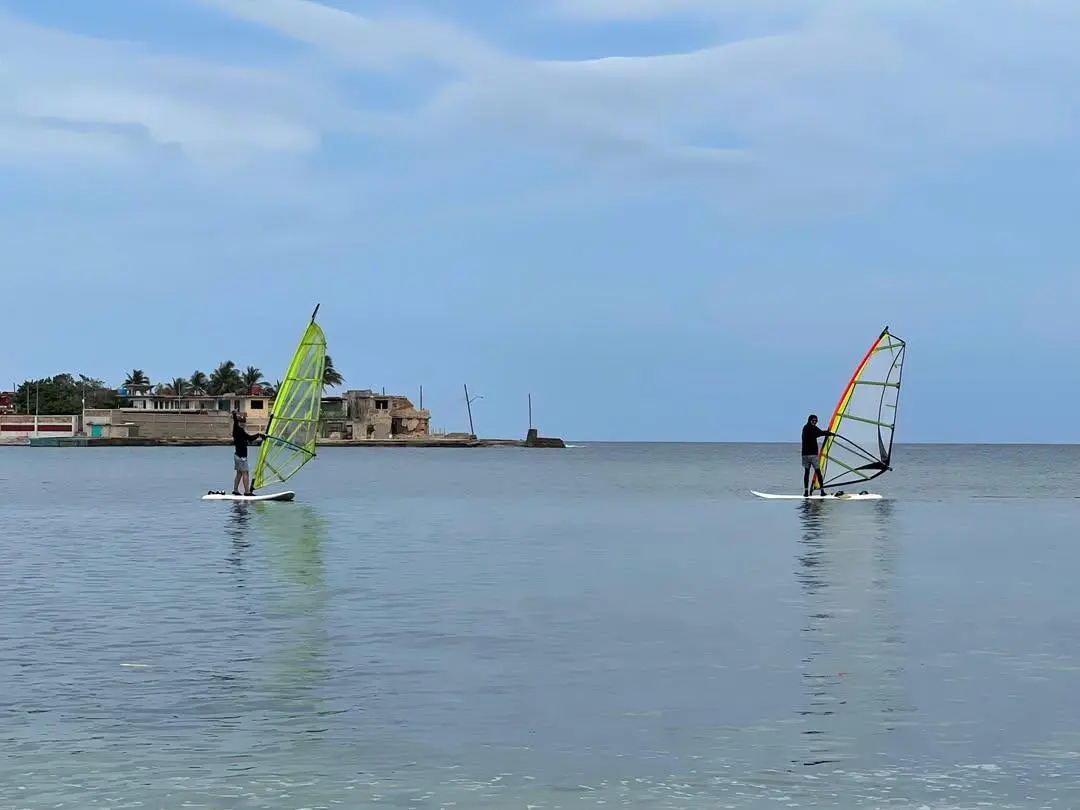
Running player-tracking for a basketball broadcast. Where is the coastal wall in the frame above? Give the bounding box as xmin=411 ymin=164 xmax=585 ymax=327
xmin=86 ymin=409 xmax=233 ymax=440
xmin=0 ymin=413 xmax=78 ymax=441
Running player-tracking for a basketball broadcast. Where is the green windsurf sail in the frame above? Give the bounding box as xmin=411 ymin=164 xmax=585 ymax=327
xmin=252 ymin=304 xmax=327 ymax=490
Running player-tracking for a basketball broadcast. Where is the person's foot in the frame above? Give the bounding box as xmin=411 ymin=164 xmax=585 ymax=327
xmin=232 ymin=490 xmax=241 ymax=495
xmin=803 ymin=489 xmax=809 ymax=497
xmin=244 ymin=491 xmax=254 ymax=496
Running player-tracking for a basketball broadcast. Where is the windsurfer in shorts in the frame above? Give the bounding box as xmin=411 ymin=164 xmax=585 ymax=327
xmin=801 ymin=414 xmax=835 ymax=496
xmin=231 ymin=411 xmax=264 ymax=496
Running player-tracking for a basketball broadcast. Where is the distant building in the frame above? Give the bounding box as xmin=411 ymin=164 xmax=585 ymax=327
xmin=114 ymin=387 xmax=431 ymax=440
xmin=120 ymin=390 xmax=272 ymax=430
xmin=0 ymin=391 xmax=14 ymax=414
xmin=341 ymin=389 xmax=431 ymax=440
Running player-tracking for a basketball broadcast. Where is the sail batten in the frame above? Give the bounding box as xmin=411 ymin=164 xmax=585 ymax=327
xmin=817 ymin=327 xmax=906 ymax=490
xmin=252 ymin=312 xmax=327 ymax=490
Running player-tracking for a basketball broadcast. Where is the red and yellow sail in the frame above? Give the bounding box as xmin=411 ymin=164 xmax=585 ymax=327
xmin=816 ymin=327 xmax=906 ymax=490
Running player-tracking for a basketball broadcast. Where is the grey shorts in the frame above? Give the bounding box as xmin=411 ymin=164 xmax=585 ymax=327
xmin=234 ymin=455 xmax=249 ymax=472
xmin=801 ymin=454 xmax=821 ymax=471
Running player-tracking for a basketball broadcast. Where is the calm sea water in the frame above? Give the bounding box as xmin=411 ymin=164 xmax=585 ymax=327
xmin=2 ymin=442 xmax=1080 ymax=809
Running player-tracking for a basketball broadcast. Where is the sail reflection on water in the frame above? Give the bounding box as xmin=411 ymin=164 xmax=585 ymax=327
xmin=241 ymin=504 xmax=340 ymax=738
xmin=794 ymin=499 xmax=912 ymax=768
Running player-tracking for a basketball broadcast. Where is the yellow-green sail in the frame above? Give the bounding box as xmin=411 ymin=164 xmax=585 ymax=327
xmin=252 ymin=305 xmax=327 ymax=490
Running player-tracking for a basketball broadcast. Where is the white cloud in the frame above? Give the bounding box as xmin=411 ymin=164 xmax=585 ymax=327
xmin=0 ymin=11 xmax=338 ymax=173
xmin=202 ymin=0 xmax=1080 ymax=210
xmin=3 ymin=0 xmax=1080 ymax=215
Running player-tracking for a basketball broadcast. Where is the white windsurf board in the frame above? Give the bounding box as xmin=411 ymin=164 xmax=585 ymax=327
xmin=750 ymin=489 xmax=882 ymax=501
xmin=202 ymin=490 xmax=296 ymax=502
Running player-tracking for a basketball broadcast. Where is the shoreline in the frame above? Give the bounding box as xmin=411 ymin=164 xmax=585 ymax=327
xmin=4 ymin=436 xmax=565 ymax=449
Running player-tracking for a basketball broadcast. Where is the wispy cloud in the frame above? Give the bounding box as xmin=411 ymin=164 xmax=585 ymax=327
xmin=197 ymin=0 xmax=500 ymax=74
xmin=543 ymin=0 xmax=810 ymax=23
xmin=3 ymin=0 xmax=1080 ymax=215
xmin=0 ymin=11 xmax=337 ymax=174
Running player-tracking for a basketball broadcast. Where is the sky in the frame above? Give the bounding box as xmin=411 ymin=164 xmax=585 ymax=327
xmin=2 ymin=0 xmax=1079 ymax=442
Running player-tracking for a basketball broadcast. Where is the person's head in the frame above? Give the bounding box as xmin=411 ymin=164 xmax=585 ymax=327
xmin=807 ymin=414 xmax=818 ymax=426
xmin=232 ymin=410 xmax=245 ymax=424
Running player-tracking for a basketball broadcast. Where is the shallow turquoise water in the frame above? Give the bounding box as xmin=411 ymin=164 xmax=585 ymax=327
xmin=2 ymin=442 xmax=1079 ymax=808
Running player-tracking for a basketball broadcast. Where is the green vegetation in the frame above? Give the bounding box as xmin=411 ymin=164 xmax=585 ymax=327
xmin=13 ymin=358 xmax=345 ymax=414
xmin=322 ymin=355 xmax=344 ymax=388
xmin=161 ymin=356 xmax=343 ymax=396
xmin=13 ymin=374 xmax=120 ymax=415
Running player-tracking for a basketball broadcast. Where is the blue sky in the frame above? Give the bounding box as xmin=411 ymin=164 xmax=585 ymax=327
xmin=3 ymin=0 xmax=1079 ymax=442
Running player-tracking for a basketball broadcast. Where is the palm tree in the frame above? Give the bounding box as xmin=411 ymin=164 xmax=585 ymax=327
xmin=208 ymin=361 xmax=242 ymax=395
xmin=188 ymin=371 xmax=208 ymax=394
xmin=123 ymin=369 xmax=151 ymax=392
xmin=241 ymin=365 xmax=263 ymax=392
xmin=156 ymin=377 xmax=188 ymax=410
xmin=323 ymin=355 xmax=344 ymax=389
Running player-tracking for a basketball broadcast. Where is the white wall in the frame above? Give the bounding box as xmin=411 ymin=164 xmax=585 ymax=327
xmin=0 ymin=414 xmax=77 ymax=439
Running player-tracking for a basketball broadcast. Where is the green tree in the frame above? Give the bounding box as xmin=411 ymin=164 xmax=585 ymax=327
xmin=188 ymin=371 xmax=208 ymax=393
xmin=123 ymin=369 xmax=151 ymax=392
xmin=15 ymin=374 xmax=118 ymax=415
xmin=241 ymin=365 xmax=263 ymax=391
xmin=208 ymin=361 xmax=242 ymax=395
xmin=323 ymin=355 xmax=344 ymax=388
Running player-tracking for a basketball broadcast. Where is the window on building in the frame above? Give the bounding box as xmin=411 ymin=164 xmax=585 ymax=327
xmin=250 ymin=399 xmax=264 ymax=409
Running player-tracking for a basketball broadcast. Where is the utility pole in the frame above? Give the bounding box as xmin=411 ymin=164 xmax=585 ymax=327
xmin=464 ymin=384 xmax=474 ymax=436
xmin=464 ymin=384 xmax=482 ymax=437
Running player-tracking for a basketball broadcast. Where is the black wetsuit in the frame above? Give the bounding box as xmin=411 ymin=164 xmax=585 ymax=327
xmin=232 ymin=421 xmax=258 ymax=457
xmin=801 ymin=423 xmax=830 ymax=456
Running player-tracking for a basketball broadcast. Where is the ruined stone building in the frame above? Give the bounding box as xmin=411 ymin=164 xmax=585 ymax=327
xmin=329 ymin=389 xmax=431 ymax=440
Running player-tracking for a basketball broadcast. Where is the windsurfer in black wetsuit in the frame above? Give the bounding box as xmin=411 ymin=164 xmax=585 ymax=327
xmin=801 ymin=414 xmax=835 ymax=496
xmin=231 ymin=411 xmax=264 ymax=496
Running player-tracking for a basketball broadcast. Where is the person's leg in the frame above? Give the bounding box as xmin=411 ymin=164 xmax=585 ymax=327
xmin=812 ymin=459 xmax=825 ymax=495
xmin=802 ymin=456 xmax=812 ymax=496
xmin=233 ymin=455 xmax=243 ymax=494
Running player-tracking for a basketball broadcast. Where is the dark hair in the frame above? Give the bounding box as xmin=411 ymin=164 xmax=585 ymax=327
xmin=808 ymin=414 xmax=818 ymax=422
